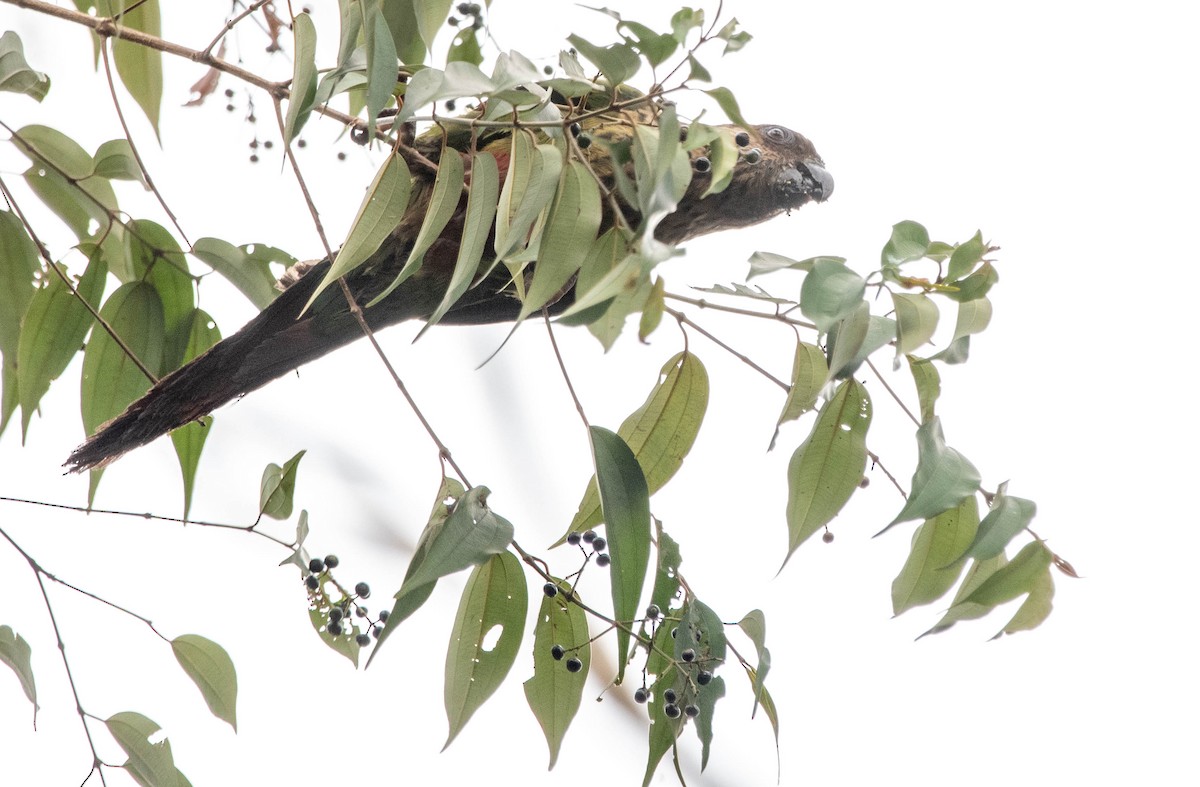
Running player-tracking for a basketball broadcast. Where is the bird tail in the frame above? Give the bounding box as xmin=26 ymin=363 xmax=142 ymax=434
xmin=65 ymin=261 xmax=363 ymax=472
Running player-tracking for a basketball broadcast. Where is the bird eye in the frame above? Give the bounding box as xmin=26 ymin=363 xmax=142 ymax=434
xmin=765 ymin=126 xmax=792 ymax=143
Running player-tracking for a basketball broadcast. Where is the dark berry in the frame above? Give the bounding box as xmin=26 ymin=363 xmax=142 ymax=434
xmin=378 ymin=609 xmax=390 ymax=622
xmin=356 ymin=633 xmax=371 ymax=647
xmin=582 ymin=530 xmax=597 ymax=543
xmin=297 ymin=138 xmax=307 ymax=148
xmin=224 ymin=88 xmax=235 ymax=98
xmin=337 ymin=151 xmax=347 ymax=161
xmin=550 ymin=644 xmax=565 ymax=661
xmin=693 ymin=156 xmax=711 ymax=173
xmin=263 ymin=140 xmax=273 ymax=149
xmin=247 ymin=114 xmax=257 ymax=124
xmin=355 ymin=582 xmax=371 ymax=598
xmin=663 ymin=688 xmax=677 ymax=704
xmin=576 ymin=133 xmax=592 ymax=149
xmin=569 ymin=122 xmax=581 ymax=137
xmin=249 ymin=154 xmax=259 ymax=164
xmin=225 ymin=103 xmax=235 ymax=112
xmin=734 ymin=130 xmax=750 ymax=147
xmin=671 ymin=627 xmax=678 ymax=639
xmin=447 ymin=15 xmax=459 ymax=26
xmin=350 ymin=126 xmax=368 ymax=145
xmin=681 ymin=648 xmax=696 ymax=663
xmin=355 ymin=606 xmax=368 ymax=618
xmin=445 ymin=99 xmax=457 ymax=112
xmin=822 ymin=531 xmax=835 ymax=544
xmin=470 ymin=15 xmax=483 ymax=29
xmin=456 ymin=2 xmax=471 ymax=13
xmin=743 ymin=148 xmax=762 ymax=164
xmin=634 ymin=687 xmax=648 ymax=703
xmin=645 ymin=604 xmax=661 ymax=620
xmin=859 ymin=476 xmax=871 ymax=488
xmin=467 ymin=2 xmax=481 ymax=13
xmin=567 ymin=532 xmax=582 ymax=546
xmin=249 ymin=140 xmax=259 ymax=149
xmin=596 ymin=554 xmax=610 ymax=567
xmin=327 ymin=621 xmax=343 ymax=636
xmin=543 ymin=582 xmax=558 ymax=598
xmin=697 ymin=670 xmax=713 ymax=686
xmin=684 ymin=704 xmax=700 ymax=718
xmin=591 ymin=536 xmax=606 ymax=551
xmin=305 ymin=575 xmax=319 ymax=590
xmin=308 ymin=557 xmax=325 ymax=573
xmin=565 ymin=657 xmax=583 ymax=673
xmin=372 ymin=625 xmax=383 ymax=637
xmin=543 ymin=65 xmax=553 ymax=75
xmin=679 ymin=126 xmax=689 ymax=142
xmin=664 ymin=703 xmax=681 ymax=718
xmin=329 ymin=607 xmax=344 ymax=623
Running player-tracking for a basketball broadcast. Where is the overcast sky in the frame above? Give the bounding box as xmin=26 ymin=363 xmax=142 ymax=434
xmin=1 ymin=2 xmax=1197 ymax=785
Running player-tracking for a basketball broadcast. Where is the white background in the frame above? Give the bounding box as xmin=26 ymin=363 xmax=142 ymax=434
xmin=1 ymin=1 xmax=1197 ymax=785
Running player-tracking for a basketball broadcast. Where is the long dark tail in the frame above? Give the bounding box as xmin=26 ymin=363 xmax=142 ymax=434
xmin=65 ymin=261 xmax=384 ymax=471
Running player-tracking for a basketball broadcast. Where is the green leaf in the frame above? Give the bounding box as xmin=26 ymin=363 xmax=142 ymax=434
xmin=906 ymin=355 xmax=940 ymax=423
xmin=640 ymin=525 xmax=681 ymax=651
xmin=494 ymin=135 xmax=562 ymax=261
xmin=891 ymin=495 xmax=979 ymax=614
xmin=747 ymin=251 xmax=844 ymax=279
xmin=944 ymin=261 xmax=998 ymax=303
xmin=364 ymin=7 xmax=398 ymax=134
xmin=997 ymin=563 xmax=1054 ymax=637
xmin=17 ymin=254 xmax=106 ymax=439
xmin=283 ymin=13 xmax=318 ymax=146
xmin=566 ymin=34 xmax=640 ymax=85
xmin=737 ymin=610 xmax=770 ymax=718
xmin=91 ymin=139 xmax=144 ymax=183
xmin=784 ymin=378 xmax=871 ymax=563
xmin=307 ymin=596 xmax=362 ymax=667
xmin=638 ymin=276 xmax=665 ymax=341
xmin=125 ymin=219 xmax=193 ymax=373
xmin=423 ymin=151 xmax=500 ymax=330
xmin=686 ymin=53 xmax=711 ymax=82
xmin=882 ymin=418 xmax=981 ymax=534
xmin=967 ymin=483 xmax=1038 ymax=561
xmin=396 ymin=61 xmax=496 ymax=121
xmin=524 ymin=577 xmax=589 ymax=769
xmin=0 ymin=31 xmax=50 ymax=101
xmin=953 ymin=296 xmax=992 ymax=341
xmin=881 ymin=220 xmax=930 ymax=266
xmin=105 ymin=711 xmax=187 ymax=787
xmin=258 ymin=450 xmax=306 ymax=520
xmin=0 ymin=625 xmax=37 ymax=712
xmin=191 ymin=237 xmax=288 ymax=310
xmin=519 ymin=159 xmax=603 ymax=319
xmin=799 ymin=258 xmax=866 ymax=333
xmin=80 ymin=281 xmax=163 ymax=436
xmin=14 ymin=123 xmax=94 ymax=180
xmin=590 ymin=425 xmax=650 ymax=683
xmin=568 ymin=353 xmax=708 ymax=534
xmin=308 ymin=151 xmax=412 ymax=309
xmin=107 ymin=0 xmax=163 ymax=139
xmin=171 ymin=634 xmax=237 ymax=731
xmin=369 ymin=142 xmax=466 ymax=307
xmin=670 ymin=7 xmax=706 ymax=44
xmin=771 ymin=341 xmax=827 ymax=448
xmin=892 ymin=292 xmax=939 ymax=355
xmin=703 ymin=86 xmax=748 ymax=126
xmin=962 ymin=540 xmax=1053 ymax=607
xmin=448 ymin=27 xmax=483 ymax=66
xmin=702 ymin=128 xmax=739 ymax=196
xmin=0 ymin=211 xmax=40 ymax=435
xmin=947 ymin=230 xmax=986 ymax=281
xmin=171 ymin=309 xmax=221 ymax=519
xmin=620 ymin=20 xmax=679 ymax=67
xmin=920 ymin=552 xmax=1008 ymax=638
xmin=443 ymin=552 xmax=528 ymax=749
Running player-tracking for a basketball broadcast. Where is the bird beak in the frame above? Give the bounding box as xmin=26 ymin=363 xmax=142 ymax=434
xmin=778 ymin=161 xmax=834 ymax=203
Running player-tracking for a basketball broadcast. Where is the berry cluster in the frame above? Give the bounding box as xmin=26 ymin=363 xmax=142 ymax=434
xmin=304 ymin=555 xmax=388 ymax=648
xmin=448 ymin=3 xmax=484 ymax=29
xmin=565 ymin=529 xmax=610 ymax=567
xmin=630 ymin=604 xmax=720 ymax=723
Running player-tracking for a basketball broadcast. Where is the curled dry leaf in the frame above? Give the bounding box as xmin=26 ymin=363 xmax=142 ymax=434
xmin=1053 ymin=554 xmax=1079 ymax=578
xmin=183 ymin=43 xmax=225 ymax=107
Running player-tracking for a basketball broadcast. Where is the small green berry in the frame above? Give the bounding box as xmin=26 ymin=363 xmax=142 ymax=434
xmin=565 ymin=657 xmax=583 ymax=673
xmin=550 ymin=644 xmax=565 ymax=661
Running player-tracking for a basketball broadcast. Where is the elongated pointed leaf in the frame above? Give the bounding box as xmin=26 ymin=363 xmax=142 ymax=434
xmin=906 ymin=355 xmax=940 ymax=423
xmin=308 ymin=152 xmax=412 ymax=309
xmin=524 ymin=578 xmax=589 ymax=769
xmin=283 ymin=13 xmax=317 ymax=145
xmin=947 ymin=230 xmax=986 ymax=280
xmin=191 ymin=237 xmax=290 ymax=310
xmin=80 ymin=281 xmax=163 ymax=437
xmin=423 ymin=151 xmax=499 ymax=329
xmin=784 ymin=379 xmax=871 ymax=563
xmin=772 ymin=341 xmax=828 ymax=444
xmin=0 ymin=211 xmax=40 ymax=435
xmin=444 ymin=552 xmax=528 ymax=749
xmin=125 ymin=219 xmax=193 ymax=373
xmin=953 ymin=297 xmax=992 ymax=341
xmin=891 ymin=495 xmax=979 ymax=614
xmin=107 ymin=0 xmax=163 ymax=138
xmin=171 ymin=634 xmax=237 ymax=731
xmin=566 ymin=34 xmax=639 ymax=84
xmin=370 ymin=143 xmax=465 ymax=307
xmin=259 ymin=450 xmax=305 ymax=520
xmin=962 ymin=540 xmax=1053 ymax=607
xmin=997 ymin=564 xmax=1054 ymax=637
xmin=518 ymin=159 xmax=602 ymax=319
xmin=590 ymin=426 xmax=650 ymax=683
xmin=494 ymin=135 xmax=562 ymax=261
xmin=18 ymin=254 xmax=107 ymax=438
xmin=920 ymin=552 xmax=1007 ymax=638
xmin=0 ymin=625 xmax=37 ymax=711
xmin=364 ymin=9 xmax=397 ymax=135
xmin=171 ymin=309 xmax=221 ymax=519
xmin=967 ymin=483 xmax=1037 ymax=561
xmin=568 ymin=353 xmax=708 ymax=534
xmin=397 ymin=486 xmax=515 ymax=595
xmin=882 ymin=418 xmax=980 ymax=533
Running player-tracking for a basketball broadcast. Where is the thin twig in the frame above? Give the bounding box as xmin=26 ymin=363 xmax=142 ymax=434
xmin=865 ymin=357 xmax=920 ymax=427
xmin=664 ymin=305 xmax=789 ymax=391
xmin=543 ymin=311 xmax=590 ymax=431
xmin=202 ymin=0 xmax=274 ymax=57
xmin=664 ymin=290 xmax=817 ymax=330
xmin=866 ymin=450 xmax=907 ymax=498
